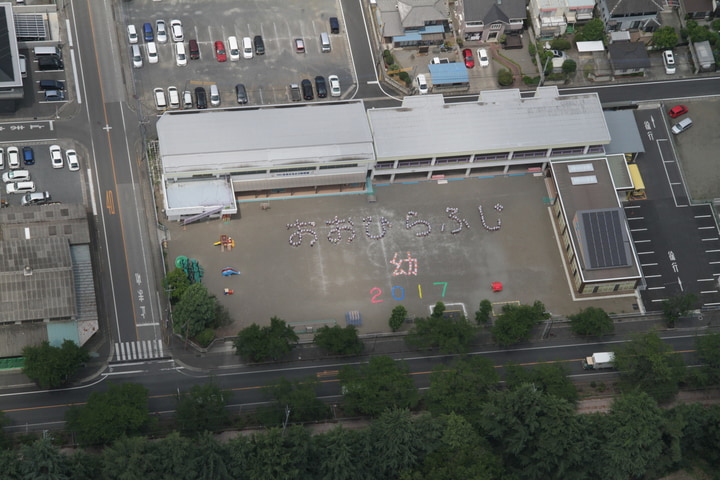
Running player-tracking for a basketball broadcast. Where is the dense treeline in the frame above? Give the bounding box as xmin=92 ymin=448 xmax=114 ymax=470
xmin=2 ymin=389 xmax=720 ymax=479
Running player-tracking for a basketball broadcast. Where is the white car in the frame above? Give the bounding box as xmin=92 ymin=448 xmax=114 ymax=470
xmin=147 ymin=41 xmax=158 ymax=64
xmin=49 ymin=145 xmax=63 ymax=169
xmin=7 ymin=146 xmax=19 ymax=169
xmin=416 ymin=74 xmax=429 ymax=94
xmin=2 ymin=170 xmax=30 ymax=183
xmin=477 ymin=48 xmax=489 ymax=67
xmin=328 ymin=75 xmax=341 ymax=97
xmin=65 ymin=149 xmax=79 ymax=171
xmin=127 ymin=25 xmax=138 ymax=44
xmin=170 ymin=19 xmax=183 ymax=42
xmin=167 ymin=86 xmax=180 ymax=109
xmin=182 ymin=90 xmax=193 ymax=109
xmin=6 ymin=181 xmax=36 ymax=195
xmin=663 ymin=50 xmax=676 ymax=74
xmin=131 ymin=45 xmax=143 ymax=68
xmin=155 ymin=20 xmax=168 ymax=43
xmin=210 ymin=84 xmax=220 ymax=107
xmin=175 ymin=42 xmax=187 ymax=66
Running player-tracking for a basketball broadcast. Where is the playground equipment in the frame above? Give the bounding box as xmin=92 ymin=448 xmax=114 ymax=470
xmin=213 ymin=235 xmax=235 ymax=251
xmin=222 ymin=267 xmax=240 ymax=276
xmin=175 ymin=256 xmax=204 ymax=284
xmin=491 ymin=282 xmax=503 ymax=292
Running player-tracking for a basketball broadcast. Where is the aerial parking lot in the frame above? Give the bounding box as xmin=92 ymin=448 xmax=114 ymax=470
xmin=121 ymin=0 xmax=352 ymax=113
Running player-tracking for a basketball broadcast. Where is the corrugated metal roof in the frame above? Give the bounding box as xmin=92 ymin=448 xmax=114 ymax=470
xmin=0 ymin=204 xmax=90 ymax=245
xmin=158 ymin=102 xmax=375 ymax=175
xmin=368 ymin=87 xmax=611 ymax=161
xmin=428 ymin=62 xmax=469 ymax=84
xmin=603 ymin=110 xmax=645 ymax=155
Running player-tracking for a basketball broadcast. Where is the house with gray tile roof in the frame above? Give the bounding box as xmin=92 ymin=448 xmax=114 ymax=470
xmin=375 ymin=0 xmax=450 ymax=46
xmin=596 ymin=0 xmax=663 ymax=32
xmin=607 ymin=41 xmax=652 ymax=75
xmin=461 ymin=0 xmax=526 ymax=42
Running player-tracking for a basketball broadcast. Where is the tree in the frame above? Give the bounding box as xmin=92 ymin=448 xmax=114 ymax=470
xmin=22 ymin=340 xmax=89 ymax=389
xmin=176 ymin=383 xmax=232 ymax=436
xmin=259 ymin=376 xmax=330 ymax=425
xmin=389 ymin=305 xmax=407 ymax=332
xmin=101 ymin=436 xmax=154 ymax=479
xmin=147 ymin=432 xmax=197 ymax=479
xmin=568 ymin=306 xmax=614 ymax=336
xmin=695 ymin=332 xmax=720 ymax=385
xmin=405 ymin=315 xmax=477 ymax=354
xmin=311 ymin=426 xmax=369 ymax=480
xmin=172 ymin=283 xmax=217 ymax=338
xmin=313 ymin=325 xmax=363 ymax=355
xmin=17 ymin=438 xmax=69 ymax=480
xmin=233 ymin=317 xmax=298 ymax=362
xmin=339 ymin=356 xmax=418 ymax=417
xmin=574 ymin=18 xmax=606 ymax=42
xmin=661 ymin=292 xmax=697 ymax=327
xmin=431 ymin=301 xmax=445 ymax=319
xmin=505 ymin=363 xmax=578 ymax=404
xmin=475 ymin=299 xmax=493 ymax=325
xmin=366 ymin=409 xmax=425 ymax=478
xmin=0 ymin=411 xmax=12 ymax=450
xmin=65 ymin=383 xmax=152 ymax=446
xmin=163 ymin=267 xmax=192 ymax=304
xmin=613 ymin=331 xmax=686 ymax=402
xmin=561 ymin=59 xmax=577 ymax=75
xmin=490 ymin=301 xmax=548 ymax=347
xmin=498 ymin=69 xmax=513 ymax=86
xmin=240 ymin=427 xmax=312 ymax=480
xmin=187 ymin=431 xmax=232 ymax=480
xmin=652 ymin=26 xmax=678 ymax=50
xmin=425 ymin=356 xmax=499 ymax=419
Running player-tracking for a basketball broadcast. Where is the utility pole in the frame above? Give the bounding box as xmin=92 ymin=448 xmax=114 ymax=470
xmin=281 ymin=405 xmax=291 ymax=435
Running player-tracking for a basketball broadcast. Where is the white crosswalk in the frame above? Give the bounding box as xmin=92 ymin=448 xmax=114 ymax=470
xmin=114 ymin=340 xmax=165 ymax=362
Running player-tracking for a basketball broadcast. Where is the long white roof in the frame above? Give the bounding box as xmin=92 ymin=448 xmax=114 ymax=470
xmin=367 ymin=87 xmax=611 ymax=161
xmin=158 ymin=101 xmax=375 ymax=175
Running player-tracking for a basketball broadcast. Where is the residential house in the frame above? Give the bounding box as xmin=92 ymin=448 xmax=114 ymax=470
xmin=679 ymin=0 xmax=715 ymax=20
xmin=528 ymin=0 xmax=595 ymax=38
xmin=608 ymin=40 xmax=651 ymax=75
xmin=375 ymin=0 xmax=450 ymax=47
xmin=461 ymin=0 xmax=525 ymax=42
xmin=596 ymin=0 xmax=663 ymax=32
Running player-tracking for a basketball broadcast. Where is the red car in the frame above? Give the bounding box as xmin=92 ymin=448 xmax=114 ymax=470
xmin=668 ymin=105 xmax=688 ymax=118
xmin=463 ymin=48 xmax=474 ymax=69
xmin=215 ymin=41 xmax=227 ymax=62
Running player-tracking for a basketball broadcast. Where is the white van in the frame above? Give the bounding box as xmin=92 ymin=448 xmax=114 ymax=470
xmin=209 ymin=84 xmax=220 ymax=106
xmin=131 ymin=44 xmax=143 ymax=68
xmin=146 ymin=41 xmax=158 ymax=64
xmin=320 ymin=32 xmax=331 ymax=53
xmin=19 ymin=54 xmax=27 ymax=78
xmin=153 ymin=87 xmax=167 ymax=110
xmin=228 ymin=36 xmax=240 ymax=61
xmin=167 ymin=86 xmax=180 ymax=109
xmin=34 ymin=46 xmax=60 ymax=57
xmin=416 ymin=74 xmax=428 ymax=94
xmin=242 ymin=37 xmax=253 ymax=59
xmin=671 ymin=117 xmax=693 ymax=134
xmin=2 ymin=169 xmax=31 ymax=183
xmin=182 ymin=90 xmax=193 ymax=109
xmin=6 ymin=181 xmax=36 ymax=195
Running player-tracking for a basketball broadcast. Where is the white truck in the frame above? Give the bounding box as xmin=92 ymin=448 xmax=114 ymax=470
xmin=582 ymin=352 xmax=614 ymax=370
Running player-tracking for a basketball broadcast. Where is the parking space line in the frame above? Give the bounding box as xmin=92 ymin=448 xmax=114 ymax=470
xmin=641 ymin=263 xmax=659 ymax=266
xmin=706 ymin=249 xmax=720 ymax=253
xmin=698 ymin=278 xmax=716 ymax=282
xmin=695 ymin=214 xmax=712 ymax=218
xmin=637 ymin=251 xmax=655 ymax=255
xmin=647 ymin=286 xmax=666 ymax=290
xmin=702 ymin=237 xmax=720 ymax=241
xmin=705 ymin=302 xmax=720 ymax=306
xmin=701 ymin=290 xmax=719 ymax=294
xmin=627 ymin=216 xmax=644 ymax=221
xmin=631 ymin=228 xmax=648 ymax=232
xmin=625 ymin=205 xmax=641 ymax=209
xmin=709 ymin=261 xmax=720 ymax=265
xmin=634 ymin=239 xmax=652 ymax=243
xmin=698 ymin=226 xmax=716 ymax=230
xmin=650 ymin=298 xmax=667 ymax=303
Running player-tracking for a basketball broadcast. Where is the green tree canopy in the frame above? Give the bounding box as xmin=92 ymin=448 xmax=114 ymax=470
xmin=694 ymin=332 xmax=720 ymax=386
xmin=18 ymin=437 xmax=69 ymax=480
xmin=233 ymin=317 xmax=298 ymax=362
xmin=405 ymin=315 xmax=477 ymax=354
xmin=65 ymin=383 xmax=152 ymax=446
xmin=163 ymin=267 xmax=192 ymax=304
xmin=574 ymin=18 xmax=606 ymax=42
xmin=475 ymin=299 xmax=493 ymax=325
xmin=310 ymin=426 xmax=369 ymax=480
xmin=313 ymin=325 xmax=363 ymax=356
xmin=176 ymin=383 xmax=232 ymax=436
xmin=339 ymin=356 xmax=419 ymax=417
xmin=425 ymin=355 xmax=499 ymax=419
xmin=389 ymin=305 xmax=407 ymax=332
xmin=568 ymin=306 xmax=614 ymax=336
xmin=259 ymin=376 xmax=330 ymax=425
xmin=22 ymin=339 xmax=89 ymax=389
xmin=652 ymin=26 xmax=679 ymax=50
xmin=172 ymin=283 xmax=218 ymax=339
xmin=490 ymin=301 xmax=548 ymax=347
xmin=498 ymin=69 xmax=513 ymax=86
xmin=505 ymin=362 xmax=579 ymax=404
xmin=661 ymin=292 xmax=697 ymax=327
xmin=614 ymin=331 xmax=686 ymax=402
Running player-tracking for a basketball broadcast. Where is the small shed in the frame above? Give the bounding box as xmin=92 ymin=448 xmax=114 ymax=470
xmin=428 ymin=63 xmax=470 ymax=92
xmin=693 ymin=40 xmax=715 ymax=72
xmin=576 ymin=41 xmax=605 ymax=54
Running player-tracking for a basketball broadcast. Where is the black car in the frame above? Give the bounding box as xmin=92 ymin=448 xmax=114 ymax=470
xmin=22 ymin=146 xmax=34 ymax=165
xmin=235 ymin=84 xmax=248 ymax=104
xmin=38 ymin=55 xmax=63 ymax=71
xmin=194 ymin=87 xmax=207 ymax=109
xmin=301 ymin=79 xmax=313 ymax=100
xmin=314 ymin=76 xmax=327 ymax=98
xmin=253 ymin=35 xmax=265 ymax=55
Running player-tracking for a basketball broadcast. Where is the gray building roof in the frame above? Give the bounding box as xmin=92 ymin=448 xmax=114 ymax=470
xmin=464 ymin=0 xmax=526 ymax=23
xmin=603 ymin=110 xmax=645 ymax=155
xmin=604 ymin=0 xmax=663 ymax=15
xmin=397 ymin=0 xmax=449 ymax=26
xmin=368 ymin=87 xmax=611 ymax=161
xmin=608 ymin=42 xmax=651 ymax=70
xmin=0 ymin=204 xmax=90 ymax=245
xmin=158 ymin=101 xmax=375 ymax=176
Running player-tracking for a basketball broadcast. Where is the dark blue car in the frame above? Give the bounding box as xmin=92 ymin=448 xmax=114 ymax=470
xmin=22 ymin=146 xmax=34 ymax=165
xmin=143 ymin=22 xmax=153 ymax=41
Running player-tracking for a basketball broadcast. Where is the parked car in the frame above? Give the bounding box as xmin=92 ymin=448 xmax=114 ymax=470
xmin=328 ymin=75 xmax=341 ymax=97
xmin=416 ymin=74 xmax=428 ymax=94
xmin=215 ymin=41 xmax=227 ymax=62
xmin=170 ymin=19 xmax=183 ymax=42
xmin=668 ymin=105 xmax=688 ymax=118
xmin=143 ymin=22 xmax=153 ymax=42
xmin=49 ymin=145 xmax=63 ymax=168
xmin=314 ymin=76 xmax=327 ymax=98
xmin=188 ymin=39 xmax=200 ymax=60
xmin=183 ymin=90 xmax=193 ymax=109
xmin=209 ymin=84 xmax=220 ymax=107
xmin=22 ymin=146 xmax=34 ymax=165
xmin=127 ymin=25 xmax=138 ymax=44
xmin=131 ymin=45 xmax=143 ymax=68
xmin=147 ymin=41 xmax=158 ymax=64
xmin=155 ymin=20 xmax=168 ymax=43
xmin=2 ymin=170 xmax=30 ymax=183
xmin=167 ymin=86 xmax=180 ymax=109
xmin=235 ymin=83 xmax=248 ymax=104
xmin=671 ymin=117 xmax=692 ymax=134
xmin=7 ymin=146 xmax=19 ymax=169
xmin=294 ymin=38 xmax=305 ymax=53
xmin=44 ymin=90 xmax=65 ymax=101
xmin=301 ymin=79 xmax=314 ymax=100
xmin=21 ymin=191 xmax=52 ymax=206
xmin=175 ymin=42 xmax=187 ymax=66
xmin=549 ymin=49 xmax=565 ymax=58
xmin=463 ymin=48 xmax=474 ymax=68
xmin=0 ymin=147 xmax=3 ymax=169
xmin=6 ymin=181 xmax=36 ymax=194
xmin=254 ymin=35 xmax=265 ymax=55
xmin=663 ymin=50 xmax=676 ymax=74
xmin=195 ymin=87 xmax=207 ymax=109
xmin=477 ymin=48 xmax=489 ymax=67
xmin=65 ymin=149 xmax=79 ymax=171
